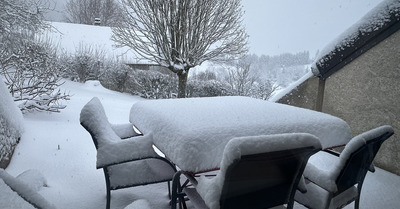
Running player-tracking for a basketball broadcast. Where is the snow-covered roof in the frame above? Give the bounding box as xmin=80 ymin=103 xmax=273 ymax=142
xmin=312 ymin=0 xmax=400 ymax=79
xmin=42 ymin=22 xmax=152 ymax=64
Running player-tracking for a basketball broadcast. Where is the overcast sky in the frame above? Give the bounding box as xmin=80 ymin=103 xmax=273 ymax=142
xmin=242 ymin=0 xmax=384 ymax=57
xmin=47 ymin=0 xmax=384 ymax=57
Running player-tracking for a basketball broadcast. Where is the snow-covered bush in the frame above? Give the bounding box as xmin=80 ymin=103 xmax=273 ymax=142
xmin=99 ymin=61 xmax=131 ymax=92
xmin=60 ymin=44 xmax=105 ymax=82
xmin=1 ymin=37 xmax=70 ymax=113
xmin=0 ymin=78 xmax=24 ymax=168
xmin=250 ymin=80 xmax=278 ymax=100
xmin=125 ymin=70 xmax=178 ymax=99
xmin=186 ymin=79 xmax=232 ymax=98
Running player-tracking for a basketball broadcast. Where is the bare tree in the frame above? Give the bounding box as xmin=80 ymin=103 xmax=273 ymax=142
xmin=224 ymin=55 xmax=278 ymax=99
xmin=0 ymin=0 xmax=47 ymax=34
xmin=226 ymin=59 xmax=256 ymax=96
xmin=112 ymin=0 xmax=248 ymax=98
xmin=64 ymin=0 xmax=123 ymax=26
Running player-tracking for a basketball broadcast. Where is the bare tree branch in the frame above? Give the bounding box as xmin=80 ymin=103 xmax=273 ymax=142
xmin=112 ymin=0 xmax=248 ymax=97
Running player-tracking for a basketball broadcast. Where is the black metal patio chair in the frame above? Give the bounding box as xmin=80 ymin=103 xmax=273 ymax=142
xmin=172 ymin=133 xmax=322 ymax=209
xmin=80 ymin=97 xmax=176 ymax=209
xmin=294 ymin=125 xmax=394 ymax=209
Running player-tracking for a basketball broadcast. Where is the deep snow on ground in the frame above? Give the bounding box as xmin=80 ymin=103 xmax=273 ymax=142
xmin=4 ymin=80 xmax=400 ymax=208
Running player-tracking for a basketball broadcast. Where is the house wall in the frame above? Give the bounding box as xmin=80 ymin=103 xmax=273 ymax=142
xmin=277 ymin=76 xmax=320 ymax=110
xmin=278 ymin=30 xmax=400 ymax=175
xmin=322 ymin=29 xmax=400 ymax=175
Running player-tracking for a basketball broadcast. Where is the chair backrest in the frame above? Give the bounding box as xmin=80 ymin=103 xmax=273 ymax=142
xmin=335 ymin=125 xmax=394 ymax=193
xmin=218 ymin=133 xmax=322 ymax=209
xmin=80 ymin=97 xmax=121 ymax=149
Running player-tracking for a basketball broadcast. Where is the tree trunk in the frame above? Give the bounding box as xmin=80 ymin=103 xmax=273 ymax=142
xmin=177 ymin=71 xmax=188 ymax=98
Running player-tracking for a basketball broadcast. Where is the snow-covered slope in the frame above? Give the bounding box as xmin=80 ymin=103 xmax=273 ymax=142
xmin=42 ymin=22 xmax=141 ymax=63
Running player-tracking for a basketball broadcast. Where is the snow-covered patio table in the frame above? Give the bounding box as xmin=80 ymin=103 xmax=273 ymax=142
xmin=129 ymin=96 xmax=351 ymax=173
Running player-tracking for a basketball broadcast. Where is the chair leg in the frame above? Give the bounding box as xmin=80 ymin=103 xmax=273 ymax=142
xmin=103 ymin=168 xmax=112 ymax=209
xmin=168 ymin=181 xmax=172 ymax=199
xmin=354 ymin=183 xmax=363 ymax=209
xmin=354 ymin=195 xmax=360 ymax=209
xmin=106 ymin=188 xmax=111 ymax=209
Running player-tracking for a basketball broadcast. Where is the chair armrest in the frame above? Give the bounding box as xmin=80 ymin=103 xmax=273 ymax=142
xmin=96 ymin=133 xmax=159 ymax=168
xmin=323 ymin=149 xmax=341 ymax=157
xmin=111 ymin=123 xmax=142 ymax=139
xmin=297 ymin=175 xmax=307 ymax=193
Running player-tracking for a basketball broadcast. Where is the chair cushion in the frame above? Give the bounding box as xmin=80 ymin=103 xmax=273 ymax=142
xmin=304 ymin=136 xmax=366 ymax=193
xmin=108 ymin=158 xmax=175 ymax=189
xmin=96 ymin=134 xmax=159 ymax=168
xmin=329 ymin=186 xmax=358 ymax=209
xmin=303 ymin=151 xmax=340 ymax=192
xmin=295 ymin=178 xmax=357 ymax=209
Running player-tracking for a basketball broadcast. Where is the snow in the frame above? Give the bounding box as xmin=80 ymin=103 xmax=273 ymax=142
xmin=0 ymin=76 xmax=24 ymax=134
xmin=124 ymin=199 xmax=152 ymax=209
xmin=1 ymin=79 xmax=399 ymax=208
xmin=130 ymin=96 xmax=351 ymax=173
xmin=303 ymin=125 xmax=394 ymax=193
xmin=42 ymin=22 xmax=143 ymax=64
xmin=16 ymin=169 xmax=48 ymax=192
xmin=0 ymin=178 xmax=36 ymax=209
xmin=312 ymin=0 xmax=400 ymax=75
xmin=80 ymin=96 xmax=159 ymax=169
xmin=196 ymin=133 xmax=322 ymax=209
xmin=0 ymin=169 xmax=56 ymax=209
xmin=269 ymin=70 xmax=314 ymax=102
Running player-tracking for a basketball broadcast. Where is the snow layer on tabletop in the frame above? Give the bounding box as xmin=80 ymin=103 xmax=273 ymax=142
xmin=196 ymin=133 xmax=322 ymax=209
xmin=312 ymin=0 xmax=400 ymax=74
xmin=0 ymin=76 xmax=24 ymax=133
xmin=80 ymin=97 xmax=158 ymax=168
xmin=130 ymin=96 xmax=350 ymax=172
xmin=0 ymin=169 xmax=56 ymax=209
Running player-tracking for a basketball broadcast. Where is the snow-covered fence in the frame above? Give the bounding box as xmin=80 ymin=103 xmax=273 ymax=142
xmin=0 ymin=78 xmax=24 ymax=168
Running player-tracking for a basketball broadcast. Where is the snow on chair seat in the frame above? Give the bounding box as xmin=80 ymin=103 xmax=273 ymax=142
xmin=80 ymin=97 xmax=176 ymax=209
